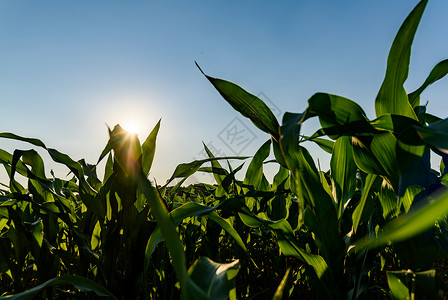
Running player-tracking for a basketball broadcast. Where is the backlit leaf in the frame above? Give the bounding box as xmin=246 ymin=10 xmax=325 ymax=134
xmin=352 ymin=189 xmax=448 ymax=252
xmin=330 ymin=136 xmax=357 ymax=218
xmin=375 ymin=0 xmax=427 ymax=119
xmin=197 ymin=63 xmax=280 ymax=139
xmin=188 ymin=257 xmax=240 ymax=300
xmin=141 ymin=119 xmax=161 ymax=176
xmin=408 ymin=59 xmax=448 ymax=107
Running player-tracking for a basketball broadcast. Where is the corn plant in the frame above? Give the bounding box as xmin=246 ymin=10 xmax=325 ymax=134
xmin=198 ymin=0 xmax=448 ymax=298
xmin=1 ymin=0 xmax=448 ymax=299
xmin=0 ymin=124 xmax=246 ymax=299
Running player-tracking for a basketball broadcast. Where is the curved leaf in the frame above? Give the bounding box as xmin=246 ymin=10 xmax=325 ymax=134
xmin=408 ymin=59 xmax=448 ymax=107
xmin=414 ymin=118 xmax=448 ymax=153
xmin=0 ymin=275 xmax=116 ymax=300
xmin=203 ymin=142 xmax=229 ymax=186
xmin=188 ymin=257 xmax=240 ymax=300
xmin=306 ymin=93 xmax=372 ymax=139
xmin=243 ymin=139 xmax=271 ymax=190
xmin=197 ymin=63 xmax=280 ymax=139
xmin=144 ymin=202 xmax=247 ymax=275
xmin=272 ymin=268 xmax=290 ymax=300
xmin=387 ymin=272 xmax=410 ymax=300
xmin=352 ymin=188 xmax=448 ymax=253
xmin=167 ymin=156 xmax=248 ymax=184
xmin=330 ymin=136 xmax=357 ymax=218
xmin=142 ymin=119 xmax=161 ymax=176
xmin=375 ymin=0 xmax=427 ymax=119
xmin=352 ymin=174 xmax=380 ymax=233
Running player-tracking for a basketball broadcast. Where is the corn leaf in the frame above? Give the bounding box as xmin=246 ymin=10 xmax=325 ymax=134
xmin=197 ymin=63 xmax=280 ymax=139
xmin=370 ymin=114 xmax=422 ymax=145
xmin=167 ymin=156 xmax=247 ymax=184
xmin=375 ymin=0 xmax=427 ymax=119
xmin=308 ymin=137 xmax=334 ymax=154
xmin=352 ymin=189 xmax=448 ymax=252
xmin=272 ymin=268 xmax=290 ymax=300
xmin=306 ymin=93 xmax=373 ymax=139
xmin=187 ymin=257 xmax=240 ymax=300
xmin=370 ymin=132 xmax=399 ymax=188
xmin=237 ymin=211 xmax=340 ymax=299
xmin=141 ymin=119 xmax=161 ymax=176
xmin=0 ymin=275 xmax=116 ymax=300
xmin=203 ymin=142 xmax=228 ymax=185
xmin=387 ymin=272 xmax=410 ymax=300
xmin=414 ymin=118 xmax=448 ymax=154
xmin=330 ymin=136 xmax=357 ymax=218
xmin=352 ymin=136 xmax=388 ymax=176
xmin=136 ymin=171 xmax=189 ymax=298
xmin=277 ymin=112 xmax=345 ymax=298
xmin=352 ymin=174 xmax=380 ymax=233
xmin=387 ymin=270 xmax=437 ymax=299
xmin=243 ymin=140 xmax=271 ymax=190
xmin=408 ymin=59 xmax=448 ymax=108
xmin=144 ymin=202 xmax=247 ymax=274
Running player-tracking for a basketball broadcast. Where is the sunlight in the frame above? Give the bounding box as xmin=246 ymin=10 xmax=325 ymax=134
xmin=122 ymin=121 xmax=141 ymax=135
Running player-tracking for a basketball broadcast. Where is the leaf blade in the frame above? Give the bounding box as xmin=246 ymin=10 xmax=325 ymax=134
xmin=374 ymin=0 xmax=428 ymax=119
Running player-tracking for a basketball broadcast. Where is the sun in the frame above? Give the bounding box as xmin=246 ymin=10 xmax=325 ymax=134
xmin=122 ymin=121 xmax=141 ymax=135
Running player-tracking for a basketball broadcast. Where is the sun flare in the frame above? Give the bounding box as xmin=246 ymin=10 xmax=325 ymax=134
xmin=122 ymin=121 xmax=141 ymax=135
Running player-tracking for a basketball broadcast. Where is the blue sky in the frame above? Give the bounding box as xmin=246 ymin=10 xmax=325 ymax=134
xmin=1 ymin=0 xmax=448 ymax=185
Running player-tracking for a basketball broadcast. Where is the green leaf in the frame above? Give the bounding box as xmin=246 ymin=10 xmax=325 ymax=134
xmin=353 ymin=133 xmax=400 ymax=191
xmin=352 ymin=174 xmax=380 ymax=233
xmin=0 ymin=275 xmax=116 ymax=300
xmin=187 ymin=257 xmax=240 ymax=300
xmin=272 ymin=165 xmax=289 ymax=191
xmin=20 ymin=150 xmax=47 ymax=179
xmin=425 ymin=113 xmax=442 ymax=125
xmin=236 ymin=210 xmax=339 ymax=298
xmin=396 ymin=141 xmax=430 ymax=195
xmin=107 ymin=124 xmax=143 ymax=177
xmin=379 ymin=181 xmax=399 ymax=221
xmin=272 ymin=268 xmax=290 ymax=300
xmin=197 ymin=63 xmax=280 ymax=139
xmin=330 ymin=136 xmax=357 ymax=218
xmin=0 ymin=149 xmax=28 ymax=177
xmin=0 ymin=132 xmax=47 ymax=148
xmin=208 ymin=212 xmax=247 ymax=252
xmin=400 ymin=186 xmax=423 ymax=214
xmin=144 ymin=202 xmax=247 ymax=277
xmin=414 ymin=118 xmax=448 ymax=153
xmin=277 ymin=112 xmax=345 ymax=297
xmin=308 ymin=137 xmax=334 ymax=154
xmin=387 ymin=270 xmax=438 ymax=299
xmin=136 ymin=171 xmax=189 ymax=298
xmin=270 ymin=195 xmax=288 ymax=221
xmin=375 ymin=0 xmax=428 ymax=119
xmin=352 ymin=136 xmax=388 ymax=176
xmin=370 ymin=132 xmax=399 ymax=188
xmin=408 ymin=59 xmax=448 ymax=107
xmin=167 ymin=156 xmax=247 ymax=184
xmin=203 ymin=142 xmax=228 ymax=186
xmin=0 ymin=131 xmax=95 ymax=196
xmin=352 ymin=189 xmax=448 ymax=252
xmin=9 ymin=150 xmax=49 ymax=186
xmin=370 ymin=114 xmax=422 ymax=145
xmin=306 ymin=93 xmax=372 ymax=139
xmin=141 ymin=119 xmax=161 ymax=176
xmin=243 ymin=140 xmax=271 ymax=190
xmin=387 ymin=272 xmax=410 ymax=300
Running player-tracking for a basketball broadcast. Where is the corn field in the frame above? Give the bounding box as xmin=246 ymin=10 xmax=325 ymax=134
xmin=1 ymin=0 xmax=448 ymax=298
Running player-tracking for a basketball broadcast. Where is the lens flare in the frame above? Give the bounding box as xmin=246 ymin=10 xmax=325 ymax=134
xmin=122 ymin=121 xmax=140 ymax=135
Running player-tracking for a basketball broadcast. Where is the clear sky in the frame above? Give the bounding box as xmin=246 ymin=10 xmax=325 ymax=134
xmin=1 ymin=0 xmax=448 ymax=185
